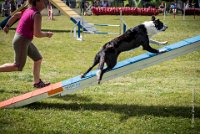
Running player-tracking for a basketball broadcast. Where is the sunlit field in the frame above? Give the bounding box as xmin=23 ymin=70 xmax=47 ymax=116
xmin=0 ymin=14 xmax=200 ymax=133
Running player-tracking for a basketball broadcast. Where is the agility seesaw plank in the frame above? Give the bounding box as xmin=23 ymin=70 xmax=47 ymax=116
xmin=0 ymin=35 xmax=200 ymax=108
xmin=0 ymin=4 xmax=27 ymax=29
xmin=48 ymin=0 xmax=97 ymax=33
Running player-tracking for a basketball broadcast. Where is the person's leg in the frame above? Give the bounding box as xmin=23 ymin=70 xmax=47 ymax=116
xmin=33 ymin=59 xmax=50 ymax=88
xmin=28 ymin=43 xmax=50 ymax=88
xmin=33 ymin=59 xmax=42 ymax=83
xmin=28 ymin=43 xmax=42 ymax=83
xmin=0 ymin=63 xmax=18 ymax=72
xmin=0 ymin=33 xmax=28 ymax=72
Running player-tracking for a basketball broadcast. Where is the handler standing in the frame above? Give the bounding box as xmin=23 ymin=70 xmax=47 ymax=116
xmin=0 ymin=0 xmax=53 ymax=88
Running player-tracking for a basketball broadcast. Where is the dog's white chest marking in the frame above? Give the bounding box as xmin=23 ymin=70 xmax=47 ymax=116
xmin=143 ymin=21 xmax=159 ymax=38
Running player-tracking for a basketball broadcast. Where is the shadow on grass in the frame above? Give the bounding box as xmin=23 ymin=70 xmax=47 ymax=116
xmin=9 ymin=28 xmax=71 ymax=33
xmin=0 ymin=89 xmax=26 ymax=94
xmin=53 ymin=94 xmax=93 ymax=102
xmin=26 ymin=102 xmax=200 ymax=121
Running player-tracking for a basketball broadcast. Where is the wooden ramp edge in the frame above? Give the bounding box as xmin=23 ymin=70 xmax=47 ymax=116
xmin=48 ymin=0 xmax=97 ymax=32
xmin=0 ymin=35 xmax=200 ymax=108
xmin=49 ymin=0 xmax=80 ymax=18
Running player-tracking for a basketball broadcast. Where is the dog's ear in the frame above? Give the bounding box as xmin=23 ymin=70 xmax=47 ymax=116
xmin=154 ymin=19 xmax=160 ymax=25
xmin=152 ymin=15 xmax=156 ymax=21
xmin=155 ymin=19 xmax=161 ymax=24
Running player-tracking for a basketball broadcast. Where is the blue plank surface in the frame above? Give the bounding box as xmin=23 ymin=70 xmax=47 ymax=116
xmin=184 ymin=35 xmax=200 ymax=44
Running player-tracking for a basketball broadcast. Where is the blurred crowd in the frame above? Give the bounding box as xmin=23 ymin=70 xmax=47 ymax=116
xmin=1 ymin=0 xmax=199 ymax=17
xmin=0 ymin=0 xmax=26 ymax=16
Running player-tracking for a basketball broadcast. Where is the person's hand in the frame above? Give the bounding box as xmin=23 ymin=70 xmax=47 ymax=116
xmin=3 ymin=26 xmax=9 ymax=34
xmin=47 ymin=31 xmax=53 ymax=38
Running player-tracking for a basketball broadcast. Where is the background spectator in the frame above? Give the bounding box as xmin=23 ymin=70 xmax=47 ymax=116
xmin=159 ymin=1 xmax=165 ymax=13
xmin=1 ymin=0 xmax=11 ymax=17
xmin=10 ymin=0 xmax=16 ymax=12
xmin=80 ymin=0 xmax=85 ymax=15
xmin=16 ymin=0 xmax=23 ymax=8
xmin=169 ymin=1 xmax=177 ymax=14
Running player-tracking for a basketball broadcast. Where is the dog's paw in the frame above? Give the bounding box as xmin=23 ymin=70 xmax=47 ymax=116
xmin=98 ymin=80 xmax=101 ymax=85
xmin=80 ymin=74 xmax=85 ymax=78
xmin=96 ymin=70 xmax=102 ymax=84
xmin=96 ymin=70 xmax=101 ymax=80
xmin=159 ymin=50 xmax=167 ymax=54
xmin=160 ymin=41 xmax=168 ymax=45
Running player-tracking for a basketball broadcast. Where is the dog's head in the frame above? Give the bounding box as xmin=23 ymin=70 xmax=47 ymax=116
xmin=151 ymin=16 xmax=168 ymax=32
xmin=143 ymin=16 xmax=168 ymax=37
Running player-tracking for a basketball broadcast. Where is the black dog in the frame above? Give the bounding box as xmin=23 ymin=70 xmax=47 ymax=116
xmin=81 ymin=16 xmax=168 ymax=84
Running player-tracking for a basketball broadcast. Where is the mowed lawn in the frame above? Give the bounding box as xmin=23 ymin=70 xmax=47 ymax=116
xmin=0 ymin=14 xmax=200 ymax=133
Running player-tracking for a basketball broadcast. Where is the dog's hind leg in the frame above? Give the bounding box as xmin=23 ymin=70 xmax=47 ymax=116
xmin=96 ymin=53 xmax=106 ymax=84
xmin=81 ymin=54 xmax=100 ymax=78
xmin=97 ymin=53 xmax=118 ymax=84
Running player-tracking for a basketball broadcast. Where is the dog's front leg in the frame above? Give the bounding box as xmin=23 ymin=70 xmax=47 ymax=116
xmin=143 ymin=40 xmax=160 ymax=53
xmin=150 ymin=39 xmax=168 ymax=46
xmin=149 ymin=39 xmax=168 ymax=53
xmin=81 ymin=53 xmax=101 ymax=78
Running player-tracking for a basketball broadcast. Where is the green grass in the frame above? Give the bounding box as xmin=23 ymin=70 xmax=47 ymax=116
xmin=0 ymin=14 xmax=200 ymax=133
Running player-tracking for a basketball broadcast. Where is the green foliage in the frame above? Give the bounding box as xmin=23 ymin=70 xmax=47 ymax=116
xmin=0 ymin=15 xmax=200 ymax=133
